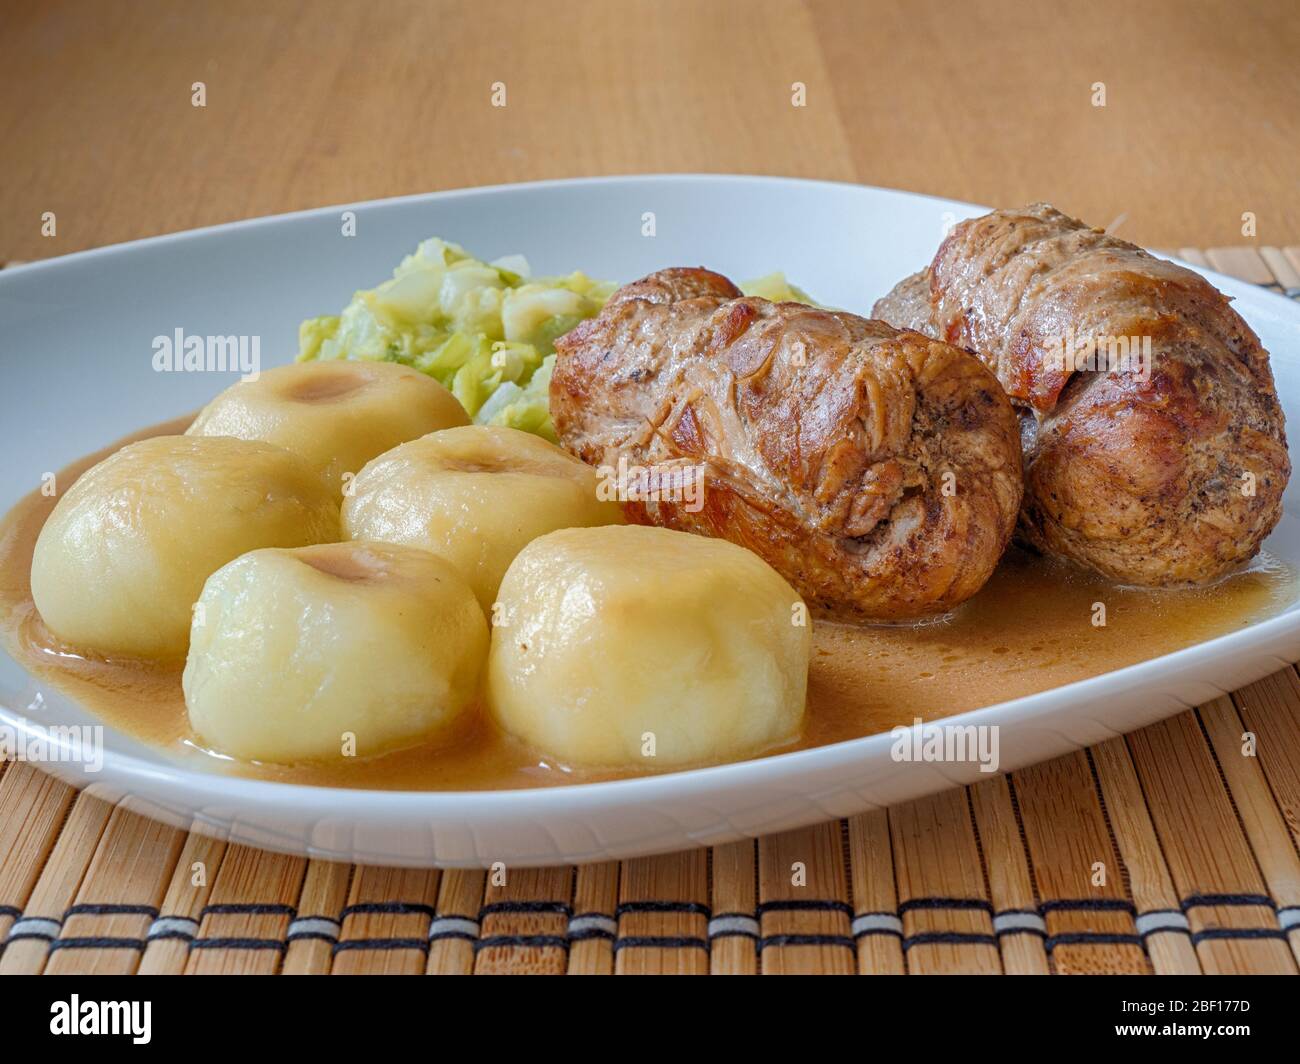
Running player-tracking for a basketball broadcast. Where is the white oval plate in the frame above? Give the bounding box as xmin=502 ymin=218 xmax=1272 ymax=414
xmin=3 ymin=175 xmax=1299 ymax=868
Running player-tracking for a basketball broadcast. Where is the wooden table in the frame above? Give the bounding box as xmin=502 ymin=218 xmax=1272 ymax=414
xmin=2 ymin=0 xmax=1297 ymax=262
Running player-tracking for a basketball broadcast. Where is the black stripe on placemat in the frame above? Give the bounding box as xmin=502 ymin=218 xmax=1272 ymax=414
xmin=898 ymin=897 xmax=994 ymax=915
xmin=479 ymin=901 xmax=572 ymax=918
xmin=200 ymin=903 xmax=297 ymax=918
xmin=1038 ymin=900 xmax=1141 ymax=950
xmin=1180 ymin=893 xmax=1275 ymax=911
xmin=1045 ymin=933 xmax=1143 ymax=950
xmin=756 ymin=900 xmax=854 ymax=917
xmin=758 ymin=934 xmax=855 ymax=951
xmin=340 ymin=902 xmax=436 ymax=920
xmin=189 ymin=938 xmax=286 ymax=951
xmin=333 ymin=938 xmax=429 ymax=954
xmin=613 ymin=935 xmax=709 ymax=952
xmin=475 ymin=934 xmax=571 ymax=951
xmin=902 ymin=932 xmax=998 ymax=951
xmin=65 ymin=904 xmax=159 ymax=918
xmin=1190 ymin=927 xmax=1289 ymax=945
xmin=1039 ymin=899 xmax=1137 ymax=915
xmin=615 ymin=901 xmax=711 ymax=917
xmin=49 ymin=937 xmax=146 ymax=951
xmin=0 ymin=906 xmax=21 ymax=920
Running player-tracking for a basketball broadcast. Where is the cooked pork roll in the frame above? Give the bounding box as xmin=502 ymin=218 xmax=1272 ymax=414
xmin=551 ymin=268 xmax=1023 ymax=621
xmin=874 ymin=203 xmax=1290 ymax=587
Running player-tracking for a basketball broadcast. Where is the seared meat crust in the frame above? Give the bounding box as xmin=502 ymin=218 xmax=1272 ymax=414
xmin=873 ymin=204 xmax=1290 ymax=587
xmin=552 ymin=268 xmax=1023 ymax=620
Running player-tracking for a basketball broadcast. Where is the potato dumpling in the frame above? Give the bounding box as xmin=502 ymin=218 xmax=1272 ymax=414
xmin=184 ymin=541 xmax=487 ymax=763
xmin=31 ymin=435 xmax=339 ymax=660
xmin=186 ymin=360 xmax=469 ymax=496
xmin=486 ymin=525 xmax=810 ymax=767
xmin=342 ymin=425 xmax=623 ymax=612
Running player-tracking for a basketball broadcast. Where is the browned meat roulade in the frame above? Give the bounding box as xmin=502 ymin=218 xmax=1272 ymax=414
xmin=551 ymin=267 xmax=1023 ymax=621
xmin=874 ymin=203 xmax=1290 ymax=587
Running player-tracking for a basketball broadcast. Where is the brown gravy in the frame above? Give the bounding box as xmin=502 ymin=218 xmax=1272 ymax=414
xmin=1 ymin=417 xmax=1294 ymax=791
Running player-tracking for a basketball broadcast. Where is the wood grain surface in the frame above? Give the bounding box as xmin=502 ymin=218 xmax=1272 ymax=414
xmin=1 ymin=0 xmax=1296 ymax=262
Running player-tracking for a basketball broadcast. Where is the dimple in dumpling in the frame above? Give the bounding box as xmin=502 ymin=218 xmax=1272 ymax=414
xmin=30 ymin=435 xmax=339 ymax=660
xmin=486 ymin=525 xmax=811 ymax=768
xmin=183 ymin=541 xmax=488 ymax=763
xmin=342 ymin=425 xmax=623 ymax=613
xmin=186 ymin=360 xmax=469 ymax=497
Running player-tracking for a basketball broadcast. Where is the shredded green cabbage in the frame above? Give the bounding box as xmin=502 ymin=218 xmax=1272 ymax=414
xmin=298 ymin=242 xmax=818 ymax=441
xmin=297 ymin=238 xmax=614 ymax=441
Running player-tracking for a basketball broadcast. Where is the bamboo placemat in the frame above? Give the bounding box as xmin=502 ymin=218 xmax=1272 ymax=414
xmin=2 ymin=245 xmax=1300 ymax=976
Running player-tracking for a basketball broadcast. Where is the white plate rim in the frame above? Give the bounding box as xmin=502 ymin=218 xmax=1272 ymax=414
xmin=4 ymin=172 xmax=1299 ymax=864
